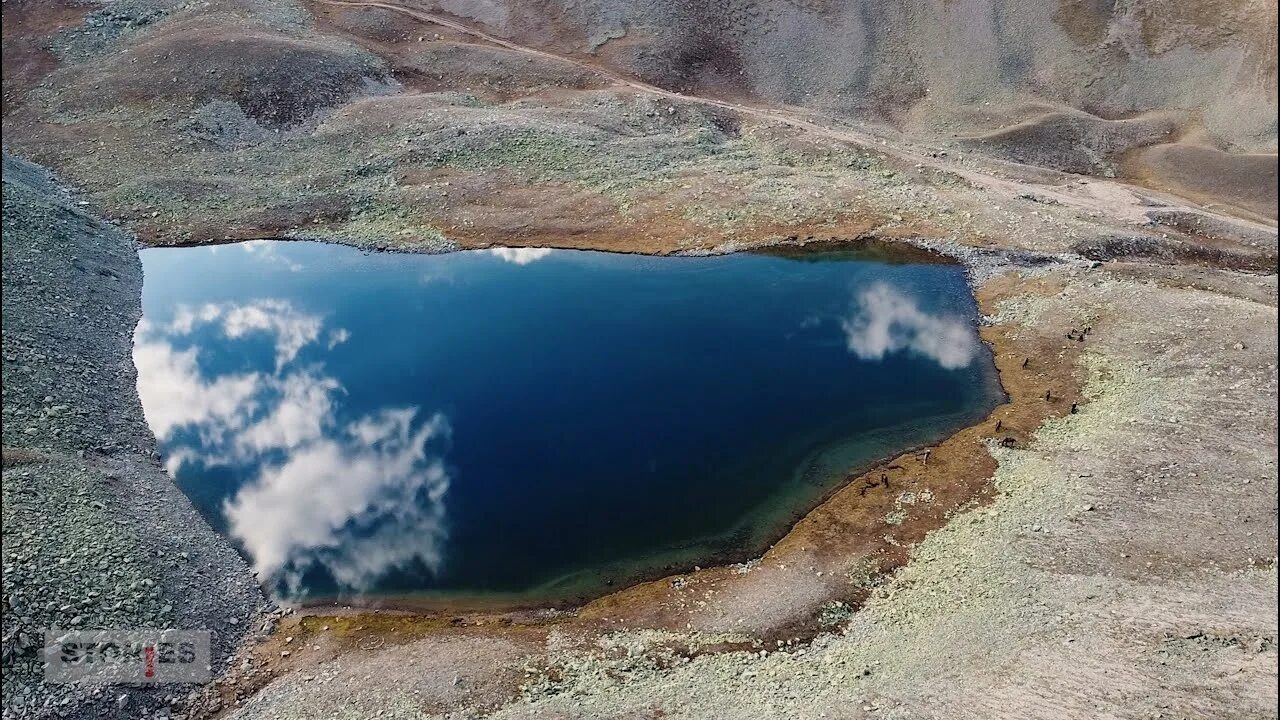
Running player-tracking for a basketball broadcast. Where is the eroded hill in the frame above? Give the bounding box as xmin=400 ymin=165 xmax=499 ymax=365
xmin=2 ymin=0 xmax=1276 ymax=252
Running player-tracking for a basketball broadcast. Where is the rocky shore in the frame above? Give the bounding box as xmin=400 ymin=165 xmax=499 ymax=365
xmin=2 ymin=154 xmax=267 ymax=719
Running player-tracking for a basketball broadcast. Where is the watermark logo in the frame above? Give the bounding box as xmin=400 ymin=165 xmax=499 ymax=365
xmin=44 ymin=630 xmax=211 ymax=684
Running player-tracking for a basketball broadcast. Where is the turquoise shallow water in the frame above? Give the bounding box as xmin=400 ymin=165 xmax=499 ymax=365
xmin=135 ymin=242 xmax=1003 ymax=606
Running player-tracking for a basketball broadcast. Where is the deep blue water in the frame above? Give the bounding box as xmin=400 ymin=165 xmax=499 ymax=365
xmin=135 ymin=241 xmax=1003 ymax=607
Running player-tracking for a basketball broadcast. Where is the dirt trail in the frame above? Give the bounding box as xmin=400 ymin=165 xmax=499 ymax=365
xmin=316 ymin=0 xmax=1276 ymax=236
xmin=319 ymin=0 xmax=840 ymax=122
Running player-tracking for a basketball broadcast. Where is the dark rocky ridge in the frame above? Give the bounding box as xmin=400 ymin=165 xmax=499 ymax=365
xmin=1 ymin=153 xmax=267 ymax=719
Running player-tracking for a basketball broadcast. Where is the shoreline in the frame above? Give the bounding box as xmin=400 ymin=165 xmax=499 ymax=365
xmin=143 ymin=233 xmax=1009 ymax=617
xmin=183 ymin=256 xmax=1099 ymax=720
xmin=245 ymin=243 xmax=1085 ymax=637
xmin=289 ymin=402 xmax=1005 ymax=616
xmin=1 ymin=154 xmax=271 ymax=720
xmin=134 ymin=219 xmax=1083 ymax=634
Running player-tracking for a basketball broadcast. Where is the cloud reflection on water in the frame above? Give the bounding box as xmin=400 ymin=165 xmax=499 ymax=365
xmin=133 ymin=300 xmax=449 ymax=596
xmin=161 ymin=299 xmax=323 ymax=370
xmin=842 ymin=282 xmax=979 ymax=370
xmin=240 ymin=239 xmax=305 ymax=272
xmin=487 ymin=247 xmax=554 ymax=265
xmin=226 ymin=408 xmax=450 ymax=594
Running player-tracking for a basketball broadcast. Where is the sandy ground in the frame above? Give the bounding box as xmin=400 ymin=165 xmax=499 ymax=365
xmin=1 ymin=0 xmax=1277 ymax=718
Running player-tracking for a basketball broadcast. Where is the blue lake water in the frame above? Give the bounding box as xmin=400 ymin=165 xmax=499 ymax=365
xmin=134 ymin=241 xmax=1003 ymax=607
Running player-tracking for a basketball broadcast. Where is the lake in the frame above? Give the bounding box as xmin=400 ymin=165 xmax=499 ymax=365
xmin=134 ymin=241 xmax=1003 ymax=607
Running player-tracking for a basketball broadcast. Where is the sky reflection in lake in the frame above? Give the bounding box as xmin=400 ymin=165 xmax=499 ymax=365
xmin=136 ymin=242 xmax=1002 ymax=605
xmin=134 ymin=299 xmax=450 ymax=595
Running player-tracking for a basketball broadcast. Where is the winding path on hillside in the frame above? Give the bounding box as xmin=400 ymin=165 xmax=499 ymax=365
xmin=315 ymin=0 xmax=1275 ymax=238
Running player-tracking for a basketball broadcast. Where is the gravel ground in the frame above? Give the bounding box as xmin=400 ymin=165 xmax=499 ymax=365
xmin=2 ymin=154 xmax=268 ymax=720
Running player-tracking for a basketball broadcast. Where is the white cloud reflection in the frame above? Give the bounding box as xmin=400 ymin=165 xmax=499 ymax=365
xmin=133 ymin=324 xmax=262 ymax=439
xmin=487 ymin=247 xmax=553 ymax=265
xmin=841 ymin=282 xmax=979 ymax=370
xmin=161 ymin=299 xmax=323 ymax=370
xmin=224 ymin=300 xmax=323 ymax=370
xmin=133 ymin=299 xmax=450 ymax=596
xmin=240 ymin=239 xmax=305 ymax=271
xmin=327 ymin=328 xmax=351 ymax=349
xmin=237 ymin=371 xmax=339 ymax=455
xmin=226 ymin=408 xmax=450 ymax=593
